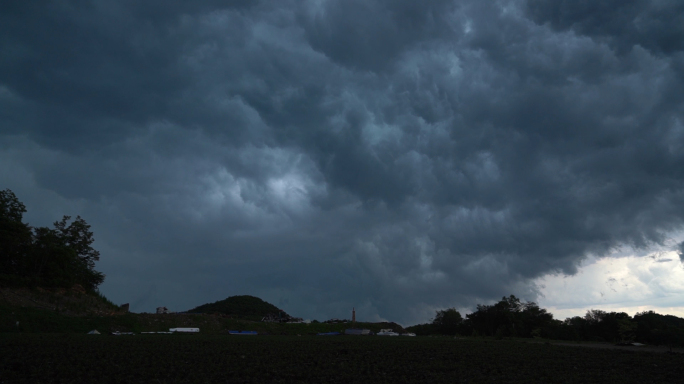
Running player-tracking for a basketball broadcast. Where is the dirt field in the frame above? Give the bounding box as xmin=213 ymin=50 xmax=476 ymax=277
xmin=2 ymin=334 xmax=683 ymax=383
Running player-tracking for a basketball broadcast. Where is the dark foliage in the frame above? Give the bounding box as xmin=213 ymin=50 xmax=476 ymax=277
xmin=413 ymin=295 xmax=684 ymax=347
xmin=632 ymin=311 xmax=684 ymax=347
xmin=404 ymin=322 xmax=435 ymax=336
xmin=0 ymin=189 xmax=104 ymax=291
xmin=465 ymin=295 xmax=553 ymax=338
xmin=432 ymin=308 xmax=464 ymax=336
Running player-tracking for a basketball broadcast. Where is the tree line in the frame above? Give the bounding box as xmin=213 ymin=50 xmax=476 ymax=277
xmin=0 ymin=189 xmax=104 ymax=291
xmin=406 ymin=295 xmax=684 ymax=347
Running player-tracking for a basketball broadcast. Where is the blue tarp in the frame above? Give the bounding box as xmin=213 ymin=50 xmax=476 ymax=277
xmin=228 ymin=330 xmax=258 ymax=335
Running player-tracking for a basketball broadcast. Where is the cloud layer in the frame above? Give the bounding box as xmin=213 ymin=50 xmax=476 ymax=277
xmin=1 ymin=0 xmax=683 ymax=323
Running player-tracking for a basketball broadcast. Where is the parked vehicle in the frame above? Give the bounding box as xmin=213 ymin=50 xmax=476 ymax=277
xmin=377 ymin=329 xmax=399 ymax=336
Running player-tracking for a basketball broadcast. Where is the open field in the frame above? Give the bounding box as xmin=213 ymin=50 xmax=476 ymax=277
xmin=1 ymin=334 xmax=683 ymax=383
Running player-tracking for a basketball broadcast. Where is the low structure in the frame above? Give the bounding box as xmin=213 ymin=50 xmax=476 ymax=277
xmin=324 ymin=318 xmax=348 ymax=324
xmin=170 ymin=328 xmax=199 ymax=333
xmin=156 ymin=307 xmax=169 ymax=314
xmin=344 ymin=328 xmax=371 ymax=335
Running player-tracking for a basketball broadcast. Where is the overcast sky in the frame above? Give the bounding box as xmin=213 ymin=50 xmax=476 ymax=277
xmin=2 ymin=0 xmax=684 ymax=325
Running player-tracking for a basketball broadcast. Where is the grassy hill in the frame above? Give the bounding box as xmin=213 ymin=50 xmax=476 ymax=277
xmin=187 ymin=295 xmax=288 ymax=321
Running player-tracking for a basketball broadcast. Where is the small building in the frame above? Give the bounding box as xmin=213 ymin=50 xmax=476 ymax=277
xmin=156 ymin=307 xmax=169 ymax=314
xmin=170 ymin=328 xmax=199 ymax=333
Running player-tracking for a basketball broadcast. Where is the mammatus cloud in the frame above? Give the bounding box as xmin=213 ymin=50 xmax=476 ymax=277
xmin=1 ymin=0 xmax=683 ymax=324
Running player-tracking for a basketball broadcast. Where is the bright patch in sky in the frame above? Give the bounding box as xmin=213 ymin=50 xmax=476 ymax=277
xmin=537 ymin=243 xmax=684 ymax=320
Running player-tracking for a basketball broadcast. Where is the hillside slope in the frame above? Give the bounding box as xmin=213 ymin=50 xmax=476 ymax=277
xmin=0 ymin=286 xmax=122 ymax=316
xmin=188 ymin=295 xmax=289 ymax=320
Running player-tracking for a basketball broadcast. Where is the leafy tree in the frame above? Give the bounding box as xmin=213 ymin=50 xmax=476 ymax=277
xmin=633 ymin=311 xmax=684 ymax=346
xmin=466 ymin=295 xmax=554 ymax=338
xmin=0 ymin=189 xmax=33 ymax=284
xmin=0 ymin=189 xmax=104 ymax=290
xmin=404 ymin=295 xmax=684 ymax=346
xmin=559 ymin=316 xmax=587 ymax=340
xmin=432 ymin=308 xmax=463 ymax=335
xmin=618 ymin=318 xmax=637 ymax=343
xmin=53 ymin=216 xmax=101 ymax=270
xmin=584 ymin=309 xmax=607 ymax=324
xmin=404 ymin=322 xmax=436 ymax=336
xmin=0 ymin=189 xmax=26 ymax=222
xmin=467 ymin=295 xmax=521 ymax=337
xmin=30 ymin=226 xmax=79 ymax=288
xmin=28 ymin=225 xmax=105 ymax=290
xmin=517 ymin=300 xmax=554 ymax=337
xmin=581 ymin=310 xmax=630 ymax=342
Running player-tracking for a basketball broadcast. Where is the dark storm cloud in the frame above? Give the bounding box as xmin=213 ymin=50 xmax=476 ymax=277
xmin=1 ymin=0 xmax=684 ymax=323
xmin=525 ymin=0 xmax=684 ymax=55
xmin=300 ymin=0 xmax=459 ymax=71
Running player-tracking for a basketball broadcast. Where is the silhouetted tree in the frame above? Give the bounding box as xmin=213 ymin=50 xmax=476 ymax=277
xmin=405 ymin=296 xmax=684 ymax=346
xmin=432 ymin=308 xmax=463 ymax=335
xmin=0 ymin=189 xmax=33 ymax=284
xmin=618 ymin=317 xmax=637 ymax=343
xmin=0 ymin=189 xmax=26 ymax=222
xmin=0 ymin=189 xmax=104 ymax=290
xmin=30 ymin=226 xmax=79 ymax=287
xmin=404 ymin=322 xmax=435 ymax=336
xmin=53 ymin=216 xmax=101 ymax=272
xmin=466 ymin=295 xmax=554 ymax=338
xmin=633 ymin=311 xmax=684 ymax=347
xmin=581 ymin=310 xmax=630 ymax=342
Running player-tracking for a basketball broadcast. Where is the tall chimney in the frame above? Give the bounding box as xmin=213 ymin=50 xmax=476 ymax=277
xmin=352 ymin=307 xmax=356 ymax=323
